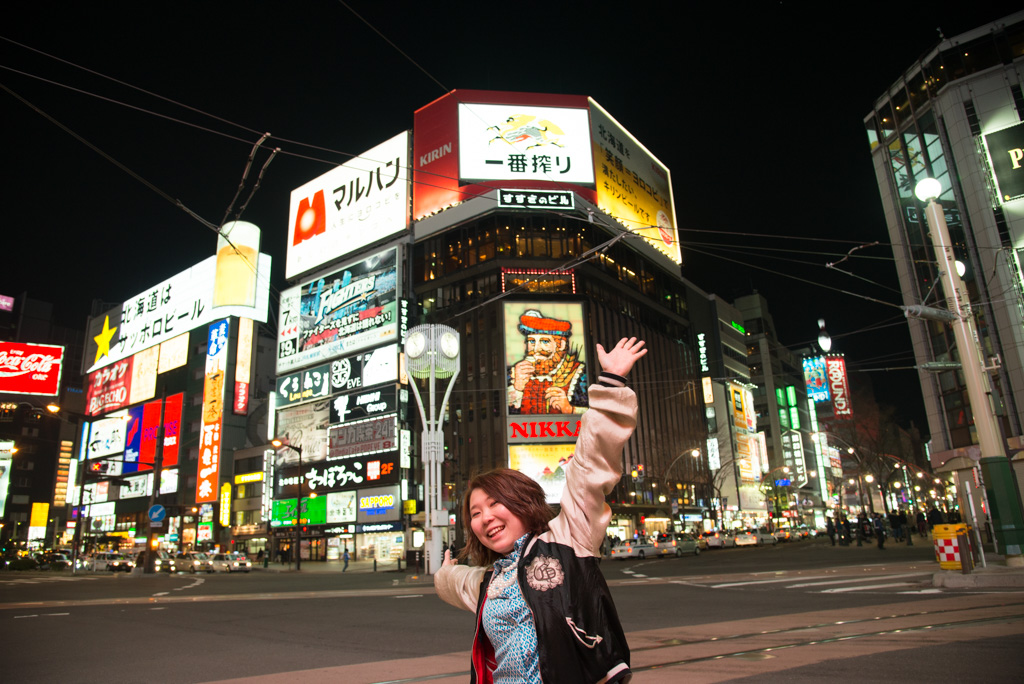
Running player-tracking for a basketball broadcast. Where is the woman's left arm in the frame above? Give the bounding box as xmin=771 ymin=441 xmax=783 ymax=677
xmin=548 ymin=338 xmax=644 ymax=556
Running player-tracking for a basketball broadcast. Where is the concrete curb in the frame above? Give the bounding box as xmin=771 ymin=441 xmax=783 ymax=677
xmin=932 ymin=566 xmax=1024 ymax=588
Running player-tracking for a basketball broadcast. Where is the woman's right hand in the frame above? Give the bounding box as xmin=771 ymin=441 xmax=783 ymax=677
xmin=442 ymin=549 xmax=457 ymax=567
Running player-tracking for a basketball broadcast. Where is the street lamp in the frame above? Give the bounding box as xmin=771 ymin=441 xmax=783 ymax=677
xmin=914 ymin=177 xmax=1024 ymax=564
xmin=272 ymin=438 xmax=303 ymax=571
xmin=404 ymin=324 xmax=461 ymax=575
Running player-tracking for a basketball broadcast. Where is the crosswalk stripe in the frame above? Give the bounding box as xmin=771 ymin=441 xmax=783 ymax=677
xmin=819 ymin=582 xmax=916 ymax=593
xmin=785 ymin=573 xmax=928 ymax=589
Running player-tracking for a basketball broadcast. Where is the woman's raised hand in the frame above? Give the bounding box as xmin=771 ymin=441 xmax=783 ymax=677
xmin=596 ymin=337 xmax=647 ymax=377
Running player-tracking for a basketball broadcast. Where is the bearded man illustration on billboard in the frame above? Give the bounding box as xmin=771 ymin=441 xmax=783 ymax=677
xmin=506 ymin=307 xmax=588 ymax=414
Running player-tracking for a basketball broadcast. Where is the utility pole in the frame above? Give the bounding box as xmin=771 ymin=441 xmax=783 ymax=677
xmin=915 ymin=178 xmax=1024 ymax=565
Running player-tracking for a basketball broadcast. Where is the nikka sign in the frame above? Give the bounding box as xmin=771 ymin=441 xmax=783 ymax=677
xmin=507 ymin=417 xmax=582 ymax=444
xmin=825 ymin=356 xmax=853 ymax=420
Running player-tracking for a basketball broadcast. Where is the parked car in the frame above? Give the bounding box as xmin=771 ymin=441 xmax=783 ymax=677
xmin=733 ymin=530 xmax=758 ymax=547
xmin=773 ymin=527 xmax=792 ymax=543
xmin=701 ymin=531 xmax=736 ymax=549
xmin=176 ymin=552 xmax=215 ymax=573
xmin=609 ymin=538 xmax=657 ymax=560
xmin=753 ymin=528 xmax=779 ymax=545
xmin=655 ymin=533 xmax=701 ymax=557
xmin=211 ymin=552 xmax=252 ymax=573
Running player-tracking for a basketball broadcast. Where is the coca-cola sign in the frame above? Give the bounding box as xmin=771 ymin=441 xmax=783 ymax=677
xmin=0 ymin=342 xmax=65 ymax=396
xmin=825 ymin=356 xmax=853 ymax=420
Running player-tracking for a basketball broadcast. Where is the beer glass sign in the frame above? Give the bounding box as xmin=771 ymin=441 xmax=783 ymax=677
xmin=214 ymin=221 xmax=261 ymax=308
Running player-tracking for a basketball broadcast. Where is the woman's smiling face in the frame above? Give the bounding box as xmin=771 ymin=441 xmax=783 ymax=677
xmin=468 ymin=488 xmax=528 ymax=555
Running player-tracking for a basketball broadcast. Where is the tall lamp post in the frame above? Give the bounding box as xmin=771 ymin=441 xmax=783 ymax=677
xmin=404 ymin=324 xmax=460 ymax=575
xmin=914 ymin=178 xmax=1024 ymax=564
xmin=272 ymin=438 xmax=303 ymax=571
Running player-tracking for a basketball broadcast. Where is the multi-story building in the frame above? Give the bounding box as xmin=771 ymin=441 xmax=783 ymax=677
xmin=74 ymin=230 xmax=275 ymax=556
xmin=1 ymin=294 xmax=85 ymax=549
xmin=735 ymin=293 xmax=827 ymax=528
xmin=864 ymin=11 xmax=1024 ymax=456
xmin=407 ymin=91 xmax=709 ymax=545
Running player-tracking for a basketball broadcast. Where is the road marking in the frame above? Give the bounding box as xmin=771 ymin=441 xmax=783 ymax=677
xmin=14 ymin=614 xmax=37 ymax=618
xmin=633 ymin=574 xmax=648 ymax=578
xmin=393 ymin=595 xmax=423 ymax=599
xmin=43 ymin=612 xmax=69 ymax=616
xmin=152 ymin=592 xmax=169 ymax=597
xmin=150 ymin=607 xmax=166 ymax=610
xmin=899 ymin=589 xmax=944 ymax=594
xmin=711 ymin=575 xmax=834 ymax=588
xmin=820 ymin=582 xmax=915 ymax=593
xmin=785 ymin=573 xmax=929 ymax=589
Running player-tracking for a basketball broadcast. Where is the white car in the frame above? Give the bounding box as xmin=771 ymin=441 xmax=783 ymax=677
xmin=609 ymin=539 xmax=657 ymax=560
xmin=211 ymin=552 xmax=252 ymax=572
xmin=754 ymin=528 xmax=779 ymax=545
xmin=701 ymin=531 xmax=736 ymax=549
xmin=733 ymin=530 xmax=758 ymax=547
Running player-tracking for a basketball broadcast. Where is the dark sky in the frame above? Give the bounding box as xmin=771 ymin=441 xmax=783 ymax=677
xmin=4 ymin=1 xmax=1020 ymax=432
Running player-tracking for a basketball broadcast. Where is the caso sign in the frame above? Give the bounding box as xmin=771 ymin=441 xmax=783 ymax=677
xmin=825 ymin=356 xmax=852 ymax=419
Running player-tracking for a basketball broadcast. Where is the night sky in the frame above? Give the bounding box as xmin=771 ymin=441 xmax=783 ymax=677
xmin=4 ymin=1 xmax=1020 ymax=433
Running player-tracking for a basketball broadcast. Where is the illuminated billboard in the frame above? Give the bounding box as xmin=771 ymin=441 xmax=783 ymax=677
xmin=196 ymin=320 xmax=229 ymax=503
xmin=458 ymin=103 xmax=594 ymax=185
xmin=825 ymin=356 xmax=853 ymax=420
xmin=276 ymin=248 xmax=399 ymax=374
xmin=982 ymin=121 xmax=1024 ymax=204
xmin=0 ymin=441 xmax=13 ymax=520
xmin=589 ymin=99 xmax=680 ymax=264
xmin=275 ymin=400 xmax=330 ymax=467
xmin=286 ymin=131 xmax=410 ymax=279
xmin=412 ymin=90 xmax=594 ymax=219
xmin=508 ymin=443 xmax=577 ymax=504
xmin=503 ymin=302 xmax=588 ymax=417
xmin=0 ymin=342 xmax=64 ymax=396
xmin=356 ymin=484 xmax=401 ymax=524
xmin=327 ymin=414 xmax=398 ymax=461
xmin=87 ymin=414 xmax=128 ymax=459
xmin=84 ymin=251 xmax=271 ymax=373
xmin=802 ymin=356 xmax=830 ymax=403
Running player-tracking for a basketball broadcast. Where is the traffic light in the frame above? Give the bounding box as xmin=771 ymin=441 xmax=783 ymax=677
xmin=89 ymin=461 xmax=109 ymax=474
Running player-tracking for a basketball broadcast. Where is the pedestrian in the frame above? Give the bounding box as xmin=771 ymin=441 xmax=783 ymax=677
xmin=256 ymin=549 xmax=264 ymax=564
xmin=927 ymin=505 xmax=944 ymax=532
xmin=826 ymin=518 xmax=836 ymax=546
xmin=874 ymin=513 xmax=886 ymax=549
xmin=342 ymin=547 xmax=350 ymax=572
xmin=916 ymin=509 xmax=927 ymax=537
xmin=840 ymin=516 xmax=852 ymax=545
xmin=435 ymin=337 xmax=646 ymax=683
xmin=889 ymin=511 xmax=901 ymax=542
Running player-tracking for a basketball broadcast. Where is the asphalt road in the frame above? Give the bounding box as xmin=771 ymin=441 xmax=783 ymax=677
xmin=1 ymin=539 xmax=1021 ymax=683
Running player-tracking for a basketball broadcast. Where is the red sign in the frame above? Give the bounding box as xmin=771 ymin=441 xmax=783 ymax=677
xmin=412 ymin=90 xmax=595 ymax=219
xmin=162 ymin=393 xmax=183 ymax=468
xmin=139 ymin=400 xmax=163 ymax=469
xmin=826 ymin=356 xmax=853 ymax=420
xmin=0 ymin=342 xmax=64 ymax=396
xmin=85 ymin=357 xmax=133 ymax=416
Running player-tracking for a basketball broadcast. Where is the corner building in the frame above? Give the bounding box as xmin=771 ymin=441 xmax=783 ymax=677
xmin=411 ymin=91 xmax=708 ymax=544
xmin=865 ymin=12 xmax=1024 ymax=457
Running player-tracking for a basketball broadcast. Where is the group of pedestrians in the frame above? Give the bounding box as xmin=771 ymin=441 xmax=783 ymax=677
xmin=825 ymin=505 xmax=950 ymax=549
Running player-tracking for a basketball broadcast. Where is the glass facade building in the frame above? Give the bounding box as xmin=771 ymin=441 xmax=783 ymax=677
xmin=864 ymin=11 xmax=1024 ymax=454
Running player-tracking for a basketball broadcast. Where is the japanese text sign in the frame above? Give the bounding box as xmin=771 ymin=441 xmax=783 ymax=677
xmin=277 ymin=248 xmax=399 ymax=374
xmin=196 ymin=319 xmax=229 ymax=503
xmin=84 ymin=252 xmax=271 ymax=374
xmin=287 ymin=131 xmax=410 ymax=279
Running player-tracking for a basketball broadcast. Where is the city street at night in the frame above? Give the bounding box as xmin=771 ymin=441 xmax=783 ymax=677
xmin=3 ymin=539 xmax=1022 ymax=683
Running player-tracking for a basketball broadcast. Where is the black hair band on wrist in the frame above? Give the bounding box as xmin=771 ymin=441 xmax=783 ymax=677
xmin=597 ymin=372 xmax=627 ymax=387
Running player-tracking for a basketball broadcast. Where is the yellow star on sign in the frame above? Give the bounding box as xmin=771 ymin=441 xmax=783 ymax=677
xmin=93 ymin=315 xmax=118 ymax=364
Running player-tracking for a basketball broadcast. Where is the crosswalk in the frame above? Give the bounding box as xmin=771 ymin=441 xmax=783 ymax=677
xmin=0 ymin=574 xmax=104 ymax=585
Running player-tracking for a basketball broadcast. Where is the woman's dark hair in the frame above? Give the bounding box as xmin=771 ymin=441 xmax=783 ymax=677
xmin=458 ymin=468 xmax=554 ymax=566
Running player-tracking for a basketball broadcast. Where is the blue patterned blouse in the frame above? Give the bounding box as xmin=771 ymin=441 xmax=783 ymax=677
xmin=481 ymin=534 xmax=541 ymax=684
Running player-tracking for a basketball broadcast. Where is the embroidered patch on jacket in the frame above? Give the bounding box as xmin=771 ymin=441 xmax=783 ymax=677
xmin=525 ymin=555 xmax=564 ymax=592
